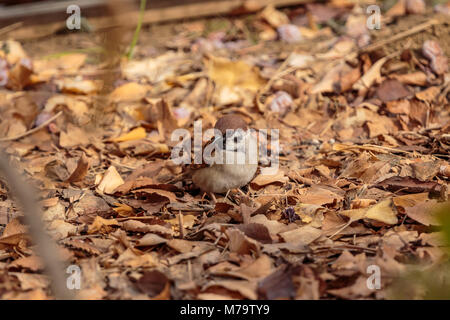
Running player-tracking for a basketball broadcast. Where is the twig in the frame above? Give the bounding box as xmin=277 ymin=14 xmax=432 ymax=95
xmin=256 ymin=52 xmax=296 ymax=111
xmin=0 ymin=111 xmax=63 ymax=142
xmin=178 ymin=210 xmax=184 ymax=239
xmin=332 ymin=143 xmax=413 ymax=155
xmin=0 ymin=252 xmax=13 ymax=261
xmin=0 ymin=22 xmax=23 ymax=37
xmin=328 ymin=220 xmax=353 ymax=239
xmin=360 ymin=19 xmax=441 ymax=53
xmin=312 ymin=245 xmax=377 ymax=254
xmin=187 ymin=260 xmax=193 ymax=281
xmin=0 ymin=152 xmax=73 ymax=299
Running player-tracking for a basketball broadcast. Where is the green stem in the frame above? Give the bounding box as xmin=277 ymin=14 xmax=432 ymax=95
xmin=127 ymin=0 xmax=147 ymax=60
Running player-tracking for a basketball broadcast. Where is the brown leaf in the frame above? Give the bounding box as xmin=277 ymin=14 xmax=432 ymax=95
xmin=415 ymin=86 xmax=441 ymax=102
xmin=249 ymin=214 xmax=292 ymax=236
xmin=11 ymin=273 xmax=50 ymax=291
xmin=404 ymin=200 xmax=440 ymax=226
xmin=123 ymin=180 xmax=181 ymax=196
xmin=393 ymin=192 xmax=429 ymax=212
xmin=225 ymin=228 xmax=260 ymax=255
xmin=87 ymin=216 xmax=119 ymax=234
xmin=9 ymin=255 xmax=44 ymax=272
xmin=202 ymin=280 xmax=258 ymax=300
xmin=419 ymin=232 xmax=446 ymax=247
xmin=59 ymin=123 xmax=91 ymax=148
xmin=376 ymin=79 xmax=411 ymax=102
xmin=133 ymin=188 xmax=177 ymax=203
xmin=136 ymin=233 xmax=168 ymax=246
xmin=109 ymin=82 xmax=149 ymax=102
xmin=121 ymin=220 xmax=173 ymax=238
xmin=258 ymin=264 xmax=299 ymax=299
xmin=135 ymin=270 xmax=170 ymax=300
xmin=322 ymin=212 xmax=368 ymax=236
xmin=411 ymin=161 xmax=441 ymax=181
xmin=391 ymin=72 xmax=427 ymax=86
xmin=340 ymin=199 xmax=398 ymax=225
xmin=279 ymin=225 xmax=322 ymax=245
xmin=45 ymin=159 xmax=69 ymax=181
xmin=111 ymin=127 xmax=146 ymax=143
xmin=385 ymin=99 xmax=410 ymax=114
xmin=7 ymin=58 xmax=32 ymax=90
xmin=375 ymin=176 xmax=443 ymax=195
xmin=260 ymin=5 xmax=289 ymax=27
xmin=115 ymin=248 xmax=158 ymax=268
xmin=236 ymin=223 xmax=273 ymax=244
xmin=328 ymin=276 xmax=374 ymax=299
xmin=61 ymin=239 xmax=101 ymax=256
xmin=2 ymin=218 xmax=27 ymax=237
xmin=216 ymin=255 xmax=274 ymax=281
xmin=66 ymin=152 xmax=90 ymax=183
xmin=386 ymin=0 xmax=406 ymax=16
xmin=352 ymin=56 xmax=389 ymax=92
xmin=97 ymin=166 xmax=124 ymax=194
xmin=298 ymin=186 xmax=343 ymax=206
xmin=250 ymin=170 xmax=288 ymax=189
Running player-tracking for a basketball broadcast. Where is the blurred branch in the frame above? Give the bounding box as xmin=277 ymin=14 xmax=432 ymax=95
xmin=0 ymin=152 xmax=73 ymax=299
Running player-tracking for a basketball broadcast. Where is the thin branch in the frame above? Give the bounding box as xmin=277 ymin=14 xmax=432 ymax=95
xmin=0 ymin=152 xmax=73 ymax=299
xmin=0 ymin=111 xmax=63 ymax=142
xmin=360 ymin=19 xmax=441 ymax=53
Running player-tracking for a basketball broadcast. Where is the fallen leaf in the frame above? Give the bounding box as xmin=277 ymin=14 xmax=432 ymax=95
xmin=260 ymin=5 xmax=289 ymax=27
xmin=97 ymin=166 xmax=124 ymax=194
xmin=226 ymin=228 xmax=260 ymax=255
xmin=404 ymin=200 xmax=440 ymax=226
xmin=135 ymin=270 xmax=170 ymax=299
xmin=279 ymin=225 xmax=322 ymax=245
xmin=376 ymin=79 xmax=411 ymax=102
xmin=110 ymin=82 xmax=149 ymax=102
xmin=115 ymin=248 xmax=158 ymax=268
xmin=353 ymin=56 xmax=389 ymax=92
xmin=250 ymin=170 xmax=288 ymax=189
xmin=203 ymin=280 xmax=258 ymax=300
xmin=111 ymin=127 xmax=146 ymax=143
xmin=88 ymin=216 xmax=119 ymax=234
xmin=258 ymin=265 xmax=298 ymax=299
xmin=375 ymin=176 xmax=443 ymax=195
xmin=9 ymin=255 xmax=44 ymax=272
xmin=66 ymin=152 xmax=90 ymax=183
xmin=136 ymin=233 xmax=168 ymax=246
xmin=340 ymin=199 xmax=398 ymax=225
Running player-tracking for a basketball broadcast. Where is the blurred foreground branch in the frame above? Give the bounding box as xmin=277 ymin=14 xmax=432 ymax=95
xmin=0 ymin=153 xmax=73 ymax=300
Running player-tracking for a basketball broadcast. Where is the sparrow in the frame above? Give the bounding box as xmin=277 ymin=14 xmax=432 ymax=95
xmin=190 ymin=114 xmax=258 ymax=194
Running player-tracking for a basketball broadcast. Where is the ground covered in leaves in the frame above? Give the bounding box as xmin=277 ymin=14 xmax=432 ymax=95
xmin=0 ymin=1 xmax=450 ymax=299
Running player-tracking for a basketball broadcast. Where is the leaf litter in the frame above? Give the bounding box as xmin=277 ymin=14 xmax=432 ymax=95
xmin=0 ymin=1 xmax=449 ymax=300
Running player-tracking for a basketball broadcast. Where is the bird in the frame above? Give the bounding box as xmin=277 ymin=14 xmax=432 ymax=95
xmin=190 ymin=114 xmax=258 ymax=196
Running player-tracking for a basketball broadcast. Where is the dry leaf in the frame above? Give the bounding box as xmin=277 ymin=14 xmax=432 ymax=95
xmin=111 ymin=127 xmax=146 ymax=143
xmin=110 ymin=82 xmax=149 ymax=102
xmin=279 ymin=225 xmax=322 ymax=245
xmin=88 ymin=216 xmax=119 ymax=234
xmin=97 ymin=166 xmax=124 ymax=194
xmin=340 ymin=199 xmax=398 ymax=225
xmin=66 ymin=152 xmax=90 ymax=183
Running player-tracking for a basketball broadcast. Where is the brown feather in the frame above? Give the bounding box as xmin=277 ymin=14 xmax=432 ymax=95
xmin=214 ymin=114 xmax=248 ymax=135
